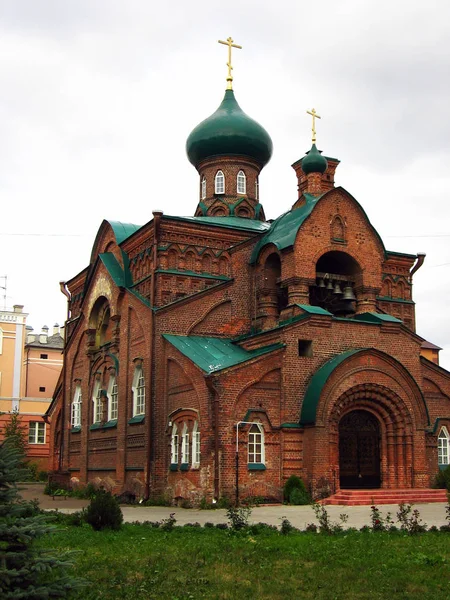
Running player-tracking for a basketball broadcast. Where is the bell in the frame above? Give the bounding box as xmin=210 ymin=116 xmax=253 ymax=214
xmin=342 ymin=285 xmax=356 ymax=301
xmin=318 ymin=278 xmax=326 ymax=288
xmin=334 ymin=282 xmax=342 ymax=295
xmin=326 ymin=279 xmax=334 ymax=290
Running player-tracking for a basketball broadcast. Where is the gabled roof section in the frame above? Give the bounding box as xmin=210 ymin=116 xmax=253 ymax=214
xmin=163 ymin=334 xmax=284 ymax=374
xmin=300 ymin=349 xmax=364 ymax=425
xmin=99 ymin=253 xmax=126 ymax=287
xmin=250 ymin=187 xmax=388 ymax=264
xmin=164 ymin=215 xmax=270 ymax=233
xmin=90 ymin=220 xmax=141 ymax=264
xmin=250 ymin=193 xmax=322 ymax=263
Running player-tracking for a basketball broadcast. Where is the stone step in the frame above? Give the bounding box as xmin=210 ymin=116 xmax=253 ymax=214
xmin=324 ymin=488 xmax=448 ymax=506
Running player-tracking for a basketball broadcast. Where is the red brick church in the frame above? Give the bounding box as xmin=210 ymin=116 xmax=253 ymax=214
xmin=48 ymin=48 xmax=450 ymax=503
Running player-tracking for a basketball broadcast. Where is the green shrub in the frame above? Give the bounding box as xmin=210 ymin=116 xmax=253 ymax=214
xmin=434 ymin=465 xmax=450 ymax=490
xmin=283 ymin=475 xmax=311 ymax=504
xmin=85 ymin=490 xmax=123 ymax=531
xmin=290 ymin=487 xmax=311 ymax=505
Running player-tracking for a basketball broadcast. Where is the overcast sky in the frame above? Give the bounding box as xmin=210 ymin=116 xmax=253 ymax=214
xmin=1 ymin=0 xmax=450 ymax=367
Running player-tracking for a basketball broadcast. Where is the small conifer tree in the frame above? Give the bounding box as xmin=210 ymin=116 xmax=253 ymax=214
xmin=2 ymin=409 xmax=27 ymax=458
xmin=85 ymin=489 xmax=123 ymax=531
xmin=0 ymin=438 xmax=84 ymax=598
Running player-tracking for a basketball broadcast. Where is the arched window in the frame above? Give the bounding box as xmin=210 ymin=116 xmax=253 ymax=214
xmin=438 ymin=427 xmax=449 ymax=466
xmin=215 ymin=170 xmax=225 ymax=194
xmin=248 ymin=423 xmax=265 ymax=465
xmin=171 ymin=423 xmax=179 ymax=464
xmin=201 ymin=177 xmax=206 ymax=200
xmin=192 ymin=421 xmax=200 ymax=467
xmin=255 ymin=178 xmax=259 ymax=200
xmin=237 ymin=170 xmax=246 ymax=194
xmin=107 ymin=375 xmax=118 ymax=421
xmin=132 ymin=366 xmax=145 ymax=417
xmin=71 ymin=385 xmax=82 ymax=428
xmin=181 ymin=423 xmax=190 ymax=464
xmin=92 ymin=379 xmax=102 ymax=424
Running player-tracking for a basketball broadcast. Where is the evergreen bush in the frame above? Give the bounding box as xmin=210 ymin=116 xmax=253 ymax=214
xmin=0 ymin=438 xmax=84 ymax=598
xmin=434 ymin=465 xmax=450 ymax=491
xmin=85 ymin=489 xmax=123 ymax=531
xmin=283 ymin=475 xmax=311 ymax=504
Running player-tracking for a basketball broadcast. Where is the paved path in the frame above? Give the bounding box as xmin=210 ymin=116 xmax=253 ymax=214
xmin=18 ymin=483 xmax=449 ymax=530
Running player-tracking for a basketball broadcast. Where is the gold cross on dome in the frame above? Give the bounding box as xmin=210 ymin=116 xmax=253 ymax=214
xmin=306 ymin=108 xmax=321 ymax=144
xmin=218 ymin=37 xmax=242 ymax=90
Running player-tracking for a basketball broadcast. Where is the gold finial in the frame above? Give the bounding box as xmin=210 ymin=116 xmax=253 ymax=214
xmin=306 ymin=108 xmax=321 ymax=144
xmin=218 ymin=37 xmax=242 ymax=90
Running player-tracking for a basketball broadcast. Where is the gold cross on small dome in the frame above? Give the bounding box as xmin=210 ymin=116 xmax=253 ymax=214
xmin=306 ymin=108 xmax=321 ymax=144
xmin=218 ymin=37 xmax=242 ymax=90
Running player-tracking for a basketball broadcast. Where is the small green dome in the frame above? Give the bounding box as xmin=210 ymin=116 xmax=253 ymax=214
xmin=301 ymin=144 xmax=328 ymax=175
xmin=186 ymin=90 xmax=273 ymax=168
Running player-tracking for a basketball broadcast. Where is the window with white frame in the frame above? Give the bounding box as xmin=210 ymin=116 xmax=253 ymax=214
xmin=107 ymin=376 xmax=118 ymax=421
xmin=132 ymin=367 xmax=145 ymax=416
xmin=192 ymin=421 xmax=200 ymax=467
xmin=71 ymin=385 xmax=82 ymax=427
xmin=181 ymin=422 xmax=190 ymax=464
xmin=92 ymin=379 xmax=102 ymax=424
xmin=248 ymin=423 xmax=265 ymax=464
xmin=29 ymin=421 xmax=45 ymax=444
xmin=171 ymin=423 xmax=179 ymax=464
xmin=215 ymin=170 xmax=225 ymax=194
xmin=237 ymin=170 xmax=246 ymax=194
xmin=201 ymin=177 xmax=206 ymax=200
xmin=438 ymin=427 xmax=449 ymax=465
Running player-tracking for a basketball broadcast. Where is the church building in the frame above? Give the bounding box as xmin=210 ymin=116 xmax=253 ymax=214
xmin=48 ymin=40 xmax=450 ymax=503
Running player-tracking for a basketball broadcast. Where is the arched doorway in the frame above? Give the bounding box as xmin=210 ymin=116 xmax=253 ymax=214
xmin=339 ymin=410 xmax=381 ymax=489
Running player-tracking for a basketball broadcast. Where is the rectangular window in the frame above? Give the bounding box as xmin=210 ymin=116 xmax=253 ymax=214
xmin=171 ymin=432 xmax=179 ymax=464
xmin=438 ymin=437 xmax=449 ymax=465
xmin=298 ymin=340 xmax=313 ymax=357
xmin=29 ymin=421 xmax=45 ymax=444
xmin=93 ymin=382 xmax=102 ymax=424
xmin=40 ymin=353 xmax=48 ymax=359
xmin=182 ymin=432 xmax=190 ymax=464
xmin=39 ymin=386 xmax=46 ymax=392
xmin=71 ymin=387 xmax=82 ymax=427
xmin=133 ymin=370 xmax=145 ymax=416
xmin=192 ymin=430 xmax=200 ymax=466
xmin=248 ymin=424 xmax=264 ymax=464
xmin=109 ymin=380 xmax=118 ymax=421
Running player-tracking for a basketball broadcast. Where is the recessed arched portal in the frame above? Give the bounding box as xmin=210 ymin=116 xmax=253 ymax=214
xmin=339 ymin=410 xmax=381 ymax=489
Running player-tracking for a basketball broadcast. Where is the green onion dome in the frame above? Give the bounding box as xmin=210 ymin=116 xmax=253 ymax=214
xmin=301 ymin=144 xmax=328 ymax=175
xmin=186 ymin=90 xmax=273 ymax=168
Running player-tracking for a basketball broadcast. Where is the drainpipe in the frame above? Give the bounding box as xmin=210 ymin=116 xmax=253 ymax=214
xmin=58 ymin=281 xmax=71 ymax=472
xmin=205 ymin=375 xmax=220 ymax=500
xmin=410 ymin=252 xmax=426 ymax=278
xmin=145 ymin=210 xmax=163 ymax=500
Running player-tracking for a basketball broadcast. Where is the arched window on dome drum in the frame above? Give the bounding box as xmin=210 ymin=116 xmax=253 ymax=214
xmin=237 ymin=170 xmax=246 ymax=194
xmin=215 ymin=171 xmax=225 ymax=194
xmin=201 ymin=177 xmax=206 ymax=200
xmin=255 ymin=178 xmax=259 ymax=200
xmin=438 ymin=427 xmax=449 ymax=466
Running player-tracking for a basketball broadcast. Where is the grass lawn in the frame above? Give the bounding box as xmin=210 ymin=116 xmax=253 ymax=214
xmin=36 ymin=524 xmax=450 ymax=599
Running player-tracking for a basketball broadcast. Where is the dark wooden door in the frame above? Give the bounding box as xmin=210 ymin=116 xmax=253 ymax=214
xmin=339 ymin=410 xmax=381 ymax=488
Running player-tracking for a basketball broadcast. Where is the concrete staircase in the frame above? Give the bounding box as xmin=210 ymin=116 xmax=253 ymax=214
xmin=324 ymin=488 xmax=448 ymax=506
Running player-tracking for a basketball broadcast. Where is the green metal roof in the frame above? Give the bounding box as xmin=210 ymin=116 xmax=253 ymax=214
xmin=99 ymin=253 xmax=125 ymax=287
xmin=296 ymin=304 xmax=332 ymax=316
xmin=186 ymin=89 xmax=273 ymax=168
xmin=163 ymin=334 xmax=284 ymax=374
xmin=300 ymin=349 xmax=363 ymax=425
xmin=250 ymin=194 xmax=322 ymax=263
xmin=250 ymin=187 xmax=388 ymax=265
xmin=354 ymin=312 xmax=402 ymax=324
xmin=108 ymin=221 xmax=141 ymax=244
xmin=164 ymin=214 xmax=270 ymax=233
